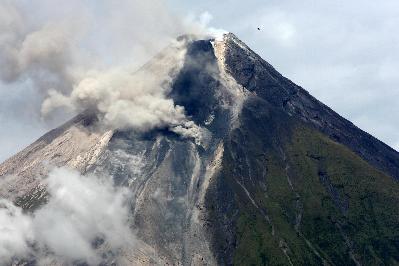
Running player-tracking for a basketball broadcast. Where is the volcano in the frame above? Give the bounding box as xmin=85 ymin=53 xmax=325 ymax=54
xmin=1 ymin=33 xmax=399 ymax=265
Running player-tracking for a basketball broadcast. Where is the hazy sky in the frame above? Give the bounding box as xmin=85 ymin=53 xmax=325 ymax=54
xmin=1 ymin=0 xmax=399 ymax=162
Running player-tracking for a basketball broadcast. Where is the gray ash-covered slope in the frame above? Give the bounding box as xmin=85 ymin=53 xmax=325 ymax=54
xmin=1 ymin=33 xmax=399 ymax=265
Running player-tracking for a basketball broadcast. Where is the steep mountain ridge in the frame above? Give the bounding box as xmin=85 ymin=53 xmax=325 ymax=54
xmin=219 ymin=33 xmax=399 ymax=180
xmin=1 ymin=33 xmax=398 ymax=265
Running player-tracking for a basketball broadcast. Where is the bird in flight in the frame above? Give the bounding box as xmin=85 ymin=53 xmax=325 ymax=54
xmin=257 ymin=27 xmax=261 ymax=31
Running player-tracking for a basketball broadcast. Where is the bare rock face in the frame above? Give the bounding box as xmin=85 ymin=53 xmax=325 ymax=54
xmin=0 ymin=112 xmax=113 ymax=210
xmin=1 ymin=33 xmax=399 ymax=265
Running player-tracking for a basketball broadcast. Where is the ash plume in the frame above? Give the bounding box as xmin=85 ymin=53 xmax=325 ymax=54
xmin=0 ymin=0 xmax=224 ymax=142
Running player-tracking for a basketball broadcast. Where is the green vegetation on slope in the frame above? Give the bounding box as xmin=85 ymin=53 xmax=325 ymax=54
xmin=222 ymin=112 xmax=399 ymax=265
xmin=286 ymin=125 xmax=399 ymax=265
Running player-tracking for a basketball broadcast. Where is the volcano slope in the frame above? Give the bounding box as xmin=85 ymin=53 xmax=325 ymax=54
xmin=1 ymin=33 xmax=399 ymax=265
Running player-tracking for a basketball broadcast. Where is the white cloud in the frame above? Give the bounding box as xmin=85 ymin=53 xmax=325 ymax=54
xmin=0 ymin=3 xmax=80 ymax=93
xmin=0 ymin=167 xmax=134 ymax=264
xmin=0 ymin=199 xmax=34 ymax=264
xmin=259 ymin=11 xmax=296 ymax=47
xmin=185 ymin=11 xmax=227 ymax=40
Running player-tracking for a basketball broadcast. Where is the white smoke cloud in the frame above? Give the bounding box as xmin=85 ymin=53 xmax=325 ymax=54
xmin=41 ymin=41 xmax=189 ymax=131
xmin=0 ymin=199 xmax=34 ymax=264
xmin=0 ymin=2 xmax=80 ymax=96
xmin=0 ymin=167 xmax=133 ymax=264
xmin=40 ymin=43 xmax=207 ymax=143
xmin=186 ymin=11 xmax=228 ymax=40
xmin=0 ymin=1 xmax=223 ymax=146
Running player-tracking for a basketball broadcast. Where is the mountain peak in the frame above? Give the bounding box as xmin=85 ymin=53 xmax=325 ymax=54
xmin=216 ymin=32 xmax=250 ymax=48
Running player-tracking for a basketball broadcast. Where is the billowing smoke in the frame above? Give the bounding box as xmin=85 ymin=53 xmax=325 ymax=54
xmin=0 ymin=1 xmax=222 ymax=144
xmin=0 ymin=167 xmax=133 ymax=264
xmin=40 ymin=41 xmax=197 ymax=134
xmin=0 ymin=199 xmax=33 ymax=263
xmin=0 ymin=2 xmax=79 ymax=95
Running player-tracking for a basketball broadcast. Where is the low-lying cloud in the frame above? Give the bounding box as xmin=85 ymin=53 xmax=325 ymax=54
xmin=0 ymin=167 xmax=133 ymax=264
xmin=0 ymin=199 xmax=33 ymax=263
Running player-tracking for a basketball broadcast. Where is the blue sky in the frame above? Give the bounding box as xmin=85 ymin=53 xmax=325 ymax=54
xmin=0 ymin=0 xmax=399 ymax=161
